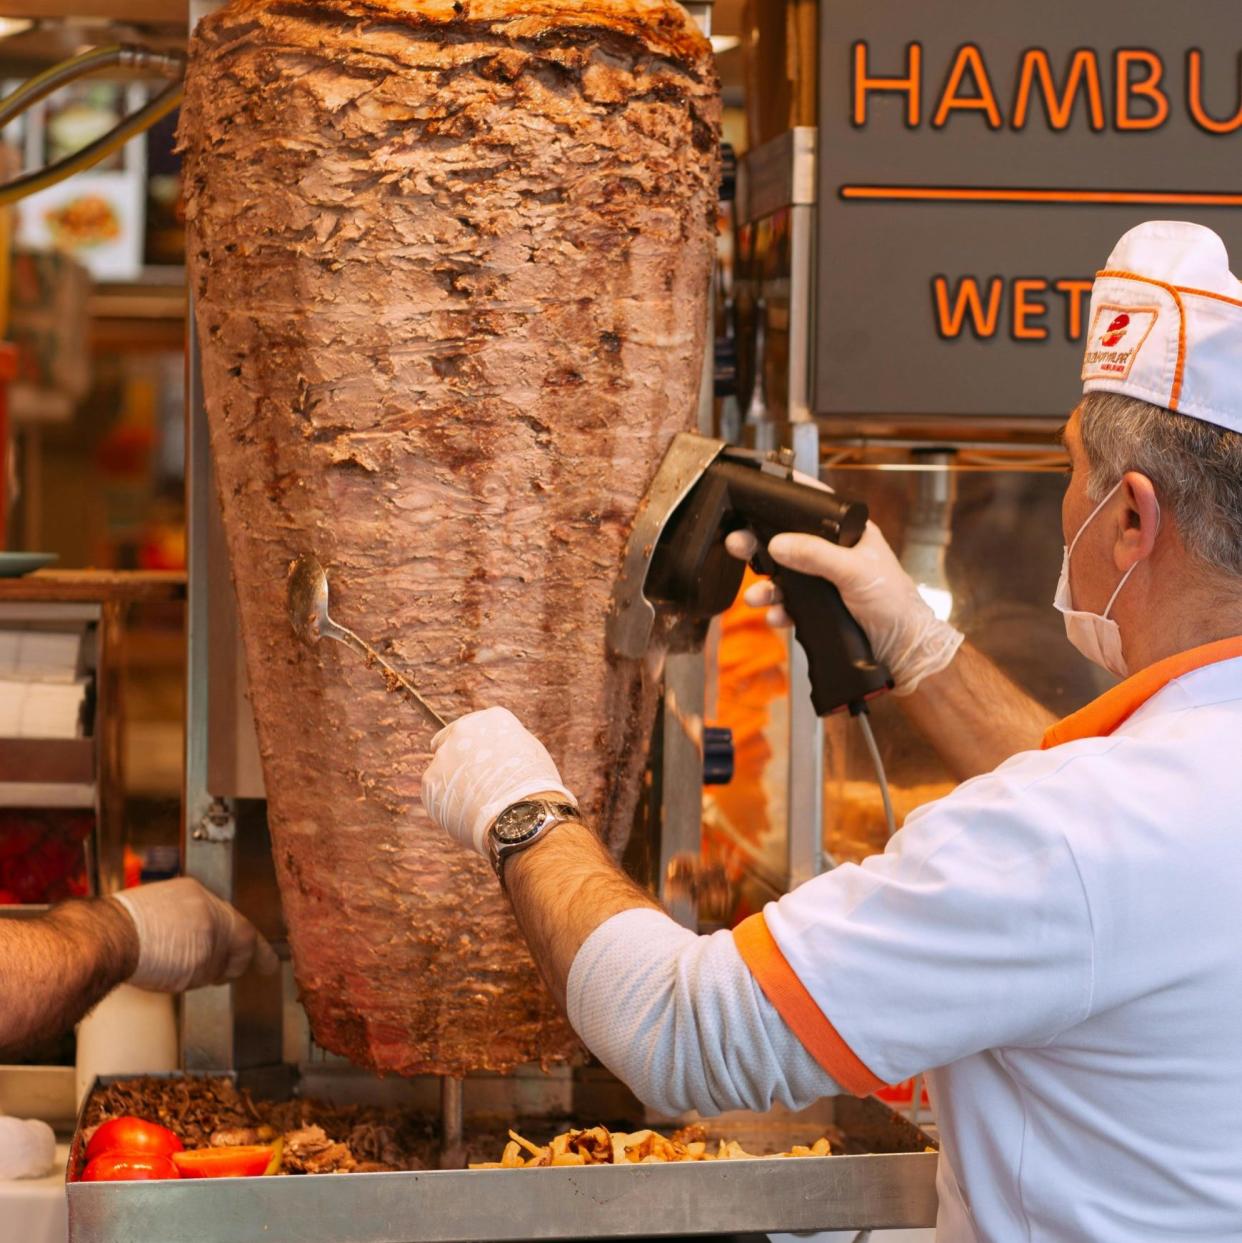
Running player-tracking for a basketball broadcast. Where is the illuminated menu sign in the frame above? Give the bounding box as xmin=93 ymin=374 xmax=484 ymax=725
xmin=815 ymin=1 xmax=1242 ymax=421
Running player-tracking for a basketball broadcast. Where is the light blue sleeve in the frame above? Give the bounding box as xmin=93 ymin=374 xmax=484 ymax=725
xmin=566 ymin=908 xmax=842 ymax=1118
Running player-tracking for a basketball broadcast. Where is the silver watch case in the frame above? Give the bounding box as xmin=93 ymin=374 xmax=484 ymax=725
xmin=487 ymin=798 xmax=582 ymax=884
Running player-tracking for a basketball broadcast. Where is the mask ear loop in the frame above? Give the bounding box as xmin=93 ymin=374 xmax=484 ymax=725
xmin=1067 ymin=479 xmax=1123 ymax=559
xmin=1100 ymin=487 xmax=1163 ymax=622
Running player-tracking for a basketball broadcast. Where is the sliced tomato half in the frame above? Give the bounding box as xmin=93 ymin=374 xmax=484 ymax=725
xmin=172 ymin=1136 xmax=283 ymax=1179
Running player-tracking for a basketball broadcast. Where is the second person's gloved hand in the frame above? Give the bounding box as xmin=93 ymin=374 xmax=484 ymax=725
xmin=725 ymin=521 xmax=964 ymax=696
xmin=112 ymin=877 xmax=279 ymax=994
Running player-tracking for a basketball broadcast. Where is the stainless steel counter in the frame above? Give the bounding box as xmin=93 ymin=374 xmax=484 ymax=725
xmin=70 ymin=1148 xmax=937 ymax=1243
xmin=67 ymin=1078 xmax=938 ymax=1242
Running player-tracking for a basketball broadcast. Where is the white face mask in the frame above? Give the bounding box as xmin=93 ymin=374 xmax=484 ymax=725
xmin=1053 ymin=481 xmax=1159 ymax=680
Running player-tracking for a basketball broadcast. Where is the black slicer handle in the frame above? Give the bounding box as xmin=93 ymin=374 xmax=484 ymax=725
xmin=779 ymin=568 xmax=893 ymax=716
xmin=754 ymin=550 xmax=894 ymax=717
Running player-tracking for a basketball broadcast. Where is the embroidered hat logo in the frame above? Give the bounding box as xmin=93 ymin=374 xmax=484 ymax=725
xmin=1101 ymin=313 xmax=1130 ymax=347
xmin=1082 ymin=305 xmax=1159 ymax=382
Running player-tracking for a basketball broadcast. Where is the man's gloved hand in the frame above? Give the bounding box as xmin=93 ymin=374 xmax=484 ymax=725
xmin=421 ymin=707 xmax=577 ymax=857
xmin=111 ymin=878 xmax=279 ymax=994
xmin=725 ymin=522 xmax=964 ymax=696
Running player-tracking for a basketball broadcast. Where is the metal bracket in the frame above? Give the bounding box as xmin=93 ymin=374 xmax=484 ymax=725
xmin=191 ymin=797 xmax=236 ymax=843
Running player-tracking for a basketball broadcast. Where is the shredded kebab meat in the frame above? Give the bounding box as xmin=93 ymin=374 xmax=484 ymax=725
xmin=282 ymin=1126 xmax=359 ymax=1175
xmin=179 ymin=0 xmax=720 ymax=1077
xmin=81 ymin=1077 xmax=434 ymax=1175
xmin=469 ymin=1124 xmax=837 ymax=1168
xmin=78 ymin=1078 xmax=845 ymax=1177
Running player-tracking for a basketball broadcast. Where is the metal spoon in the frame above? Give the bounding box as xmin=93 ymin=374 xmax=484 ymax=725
xmin=287 ymin=553 xmax=447 ymax=731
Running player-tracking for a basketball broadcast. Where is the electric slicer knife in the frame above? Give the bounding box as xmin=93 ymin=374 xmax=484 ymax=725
xmin=608 ymin=433 xmax=894 ymax=717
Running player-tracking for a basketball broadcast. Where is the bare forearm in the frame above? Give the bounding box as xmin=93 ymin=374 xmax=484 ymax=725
xmin=505 ymin=820 xmax=658 ymax=1011
xmin=0 ymin=899 xmax=138 ymax=1057
xmin=899 ymin=642 xmax=1057 ymax=780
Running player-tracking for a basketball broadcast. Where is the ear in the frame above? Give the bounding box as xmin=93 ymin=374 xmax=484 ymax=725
xmin=1115 ymin=472 xmax=1160 ymax=572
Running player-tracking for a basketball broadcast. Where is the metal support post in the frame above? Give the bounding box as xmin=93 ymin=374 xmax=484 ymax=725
xmin=736 ymin=129 xmax=826 ymax=889
xmin=439 ymin=1077 xmax=465 ymax=1169
xmin=183 ymin=301 xmax=238 ymax=1071
xmin=785 ymin=423 xmax=826 ymax=888
xmin=659 ymin=650 xmax=707 ymax=928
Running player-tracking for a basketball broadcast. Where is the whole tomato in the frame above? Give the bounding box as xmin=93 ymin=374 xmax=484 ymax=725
xmin=81 ymin=1153 xmax=180 ymax=1182
xmin=85 ymin=1117 xmax=184 ymax=1164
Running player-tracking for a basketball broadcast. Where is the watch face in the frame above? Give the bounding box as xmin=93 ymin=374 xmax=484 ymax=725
xmin=493 ymin=801 xmax=546 ymax=846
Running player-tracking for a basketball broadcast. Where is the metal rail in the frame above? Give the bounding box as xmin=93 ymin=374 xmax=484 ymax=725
xmin=70 ymin=1153 xmax=938 ymax=1243
xmin=0 ymin=44 xmax=185 ymax=205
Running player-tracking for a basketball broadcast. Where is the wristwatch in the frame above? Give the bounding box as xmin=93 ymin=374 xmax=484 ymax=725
xmin=487 ymin=798 xmax=583 ymax=886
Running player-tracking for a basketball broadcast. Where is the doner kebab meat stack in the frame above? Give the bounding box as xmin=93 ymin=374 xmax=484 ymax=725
xmin=179 ymin=0 xmax=720 ymax=1075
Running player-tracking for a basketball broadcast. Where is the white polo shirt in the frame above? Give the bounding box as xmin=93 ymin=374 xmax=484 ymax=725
xmin=733 ymin=645 xmax=1242 ymax=1242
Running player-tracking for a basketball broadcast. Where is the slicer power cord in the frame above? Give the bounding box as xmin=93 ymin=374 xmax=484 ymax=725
xmin=852 ymin=703 xmax=897 ymax=840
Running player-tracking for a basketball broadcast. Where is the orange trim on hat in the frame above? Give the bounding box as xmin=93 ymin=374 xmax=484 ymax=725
xmin=1043 ymin=636 xmax=1242 ymax=748
xmin=1175 ymin=284 xmax=1242 ymax=312
xmin=733 ymin=913 xmax=886 ymax=1096
xmin=1095 ymin=269 xmax=1187 ymax=411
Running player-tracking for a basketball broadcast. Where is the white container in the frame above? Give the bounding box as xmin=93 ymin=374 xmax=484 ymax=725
xmin=0 ymin=1140 xmax=71 ymax=1243
xmin=74 ymin=985 xmax=177 ymax=1109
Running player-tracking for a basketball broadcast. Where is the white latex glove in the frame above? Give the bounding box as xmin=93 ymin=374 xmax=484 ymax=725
xmin=420 ymin=707 xmax=577 ymax=857
xmin=112 ymin=878 xmax=279 ymax=994
xmin=0 ymin=1117 xmax=56 ymax=1180
xmin=725 ymin=521 xmax=964 ymax=696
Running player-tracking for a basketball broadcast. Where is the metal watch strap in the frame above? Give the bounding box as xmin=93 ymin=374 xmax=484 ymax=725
xmin=487 ymin=799 xmax=583 ymax=887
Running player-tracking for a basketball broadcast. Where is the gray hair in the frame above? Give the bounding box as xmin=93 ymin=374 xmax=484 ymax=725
xmin=1077 ymin=390 xmax=1242 ymax=578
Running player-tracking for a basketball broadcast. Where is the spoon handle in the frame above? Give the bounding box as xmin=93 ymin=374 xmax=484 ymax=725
xmin=321 ymin=618 xmax=448 ymax=731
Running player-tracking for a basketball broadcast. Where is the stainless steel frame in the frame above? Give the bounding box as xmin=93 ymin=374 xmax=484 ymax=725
xmin=735 ymin=129 xmax=826 ymax=887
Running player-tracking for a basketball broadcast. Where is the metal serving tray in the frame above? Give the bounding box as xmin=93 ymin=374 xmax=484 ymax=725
xmin=67 ymin=1075 xmax=938 ymax=1242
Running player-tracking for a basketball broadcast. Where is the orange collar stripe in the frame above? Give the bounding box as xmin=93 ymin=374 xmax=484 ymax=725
xmin=733 ymin=913 xmax=885 ymax=1097
xmin=1042 ymin=636 xmax=1242 ymax=749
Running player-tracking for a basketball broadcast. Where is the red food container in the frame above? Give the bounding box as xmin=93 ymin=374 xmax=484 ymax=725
xmin=0 ymin=340 xmax=17 ymax=548
xmin=0 ymin=809 xmax=94 ymax=905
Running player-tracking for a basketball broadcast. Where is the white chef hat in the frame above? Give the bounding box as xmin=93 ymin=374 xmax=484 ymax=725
xmin=1082 ymin=220 xmax=1242 ymax=434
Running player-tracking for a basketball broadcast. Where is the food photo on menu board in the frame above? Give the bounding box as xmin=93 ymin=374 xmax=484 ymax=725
xmin=10 ymin=79 xmax=146 ymax=281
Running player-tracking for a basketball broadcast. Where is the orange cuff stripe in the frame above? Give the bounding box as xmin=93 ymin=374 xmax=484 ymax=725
xmin=1043 ymin=635 xmax=1242 ymax=748
xmin=733 ymin=913 xmax=885 ymax=1097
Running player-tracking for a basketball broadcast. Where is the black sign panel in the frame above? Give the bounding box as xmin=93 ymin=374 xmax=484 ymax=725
xmin=815 ymin=0 xmax=1242 ymax=420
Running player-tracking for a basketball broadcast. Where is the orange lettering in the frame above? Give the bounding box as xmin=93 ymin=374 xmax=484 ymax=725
xmin=1054 ymin=280 xmax=1094 ymax=341
xmin=1012 ymin=49 xmax=1104 ymax=131
xmin=1187 ymin=50 xmax=1242 ymax=135
xmin=933 ymin=44 xmax=1003 ymax=129
xmin=853 ymin=41 xmax=922 ymax=127
xmin=933 ymin=276 xmax=1004 ymax=339
xmin=1115 ymin=50 xmax=1169 ymax=131
xmin=1012 ymin=279 xmax=1050 ymax=340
